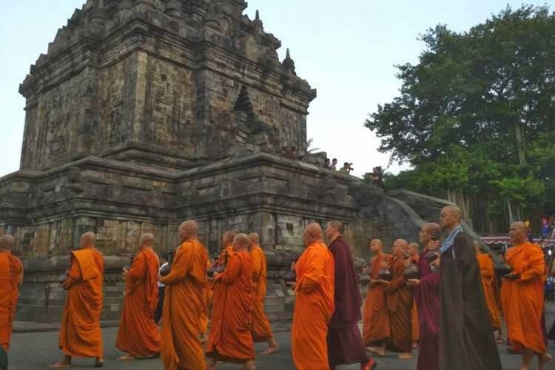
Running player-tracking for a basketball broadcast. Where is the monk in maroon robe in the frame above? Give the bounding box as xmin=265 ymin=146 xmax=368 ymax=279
xmin=325 ymin=221 xmax=377 ymax=370
xmin=407 ymin=223 xmax=441 ymax=370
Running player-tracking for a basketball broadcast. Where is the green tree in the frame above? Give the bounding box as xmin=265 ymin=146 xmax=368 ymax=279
xmin=366 ymin=5 xmax=555 ymax=229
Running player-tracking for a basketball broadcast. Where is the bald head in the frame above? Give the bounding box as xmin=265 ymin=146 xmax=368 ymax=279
xmin=440 ymin=205 xmax=463 ymax=231
xmin=370 ymin=239 xmax=383 ymax=254
xmin=303 ymin=223 xmax=323 ymax=248
xmin=248 ymin=233 xmax=260 ymax=250
xmin=179 ymin=220 xmax=198 ymax=242
xmin=509 ymin=221 xmax=528 ymax=244
xmin=139 ymin=233 xmax=155 ymax=248
xmin=407 ymin=242 xmax=419 ymax=257
xmin=419 ymin=223 xmax=441 ymax=245
xmin=325 ymin=220 xmax=343 ymax=241
xmin=0 ymin=235 xmax=15 ymax=251
xmin=80 ymin=232 xmax=96 ymax=249
xmin=233 ymin=233 xmax=250 ymax=251
xmin=392 ymin=238 xmax=408 ymax=256
xmin=223 ymin=230 xmax=237 ymax=247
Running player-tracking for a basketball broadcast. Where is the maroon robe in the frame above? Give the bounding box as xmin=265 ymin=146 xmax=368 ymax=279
xmin=327 ymin=236 xmax=370 ymax=367
xmin=549 ymin=319 xmax=555 ymax=340
xmin=414 ymin=249 xmax=440 ymax=370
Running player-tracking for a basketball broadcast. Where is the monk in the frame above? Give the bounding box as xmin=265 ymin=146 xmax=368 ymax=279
xmin=206 ymin=233 xmax=255 ymax=370
xmin=159 ymin=220 xmax=208 ymax=370
xmin=0 ymin=235 xmax=23 ymax=353
xmin=437 ymin=206 xmax=502 ymax=370
xmin=116 ymin=233 xmax=161 ymax=360
xmin=291 ymin=223 xmax=335 ymax=370
xmin=50 ymin=232 xmax=104 ymax=369
xmin=363 ymin=239 xmax=391 ymax=356
xmin=407 ymin=242 xmax=419 ymax=349
xmin=248 ymin=232 xmax=279 ymax=355
xmin=376 ymin=239 xmax=413 ymax=359
xmin=474 ymin=241 xmax=503 ymax=343
xmin=502 ymin=221 xmax=552 ymax=370
xmin=325 ymin=221 xmax=376 ymax=370
xmin=407 ymin=223 xmax=441 ymax=370
xmin=216 ymin=231 xmax=236 ymax=269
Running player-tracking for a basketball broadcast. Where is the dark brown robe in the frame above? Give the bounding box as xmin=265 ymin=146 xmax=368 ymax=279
xmin=327 ymin=236 xmax=369 ymax=366
xmin=439 ymin=232 xmax=502 ymax=370
xmin=386 ymin=256 xmax=413 ymax=353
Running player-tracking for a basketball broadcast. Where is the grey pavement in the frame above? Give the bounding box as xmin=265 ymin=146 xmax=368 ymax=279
xmin=8 ymin=325 xmax=555 ymax=370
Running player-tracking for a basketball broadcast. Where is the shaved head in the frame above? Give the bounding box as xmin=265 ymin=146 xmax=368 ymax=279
xmin=0 ymin=235 xmax=15 ymax=251
xmin=248 ymin=233 xmax=260 ymax=244
xmin=440 ymin=205 xmax=463 ymax=231
xmin=223 ymin=230 xmax=237 ymax=247
xmin=392 ymin=239 xmax=408 ymax=256
xmin=370 ymin=239 xmax=383 ymax=254
xmin=327 ymin=221 xmax=343 ymax=233
xmin=509 ymin=221 xmax=528 ymax=244
xmin=80 ymin=232 xmax=96 ymax=249
xmin=419 ymin=223 xmax=441 ymax=245
xmin=139 ymin=233 xmax=155 ymax=247
xmin=407 ymin=242 xmax=419 ymax=257
xmin=233 ymin=233 xmax=250 ymax=251
xmin=303 ymin=223 xmax=323 ymax=247
xmin=178 ymin=220 xmax=198 ymax=242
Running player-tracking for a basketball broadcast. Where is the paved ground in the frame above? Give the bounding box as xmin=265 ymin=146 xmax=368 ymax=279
xmin=8 ymin=303 xmax=555 ymax=370
xmin=8 ymin=325 xmax=555 ymax=370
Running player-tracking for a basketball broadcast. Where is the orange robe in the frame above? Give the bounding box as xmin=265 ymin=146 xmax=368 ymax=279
xmin=291 ymin=242 xmax=335 ymax=370
xmin=206 ymin=250 xmax=255 ymax=363
xmin=410 ymin=255 xmax=419 ymax=342
xmin=201 ymin=259 xmax=213 ymax=334
xmin=116 ymin=248 xmax=161 ymax=357
xmin=362 ymin=253 xmax=391 ymax=345
xmin=501 ymin=242 xmax=546 ymax=354
xmin=386 ymin=256 xmax=413 ymax=353
xmin=477 ymin=253 xmax=502 ymax=330
xmin=160 ymin=239 xmax=208 ymax=370
xmin=249 ymin=244 xmax=273 ymax=342
xmin=0 ymin=251 xmax=23 ymax=351
xmin=59 ymin=248 xmax=104 ymax=358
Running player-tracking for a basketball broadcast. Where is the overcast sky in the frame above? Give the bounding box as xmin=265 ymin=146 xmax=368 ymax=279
xmin=0 ymin=0 xmax=550 ymax=177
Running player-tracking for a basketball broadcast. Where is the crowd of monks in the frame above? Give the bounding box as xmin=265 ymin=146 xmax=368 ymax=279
xmin=0 ymin=205 xmax=554 ymax=370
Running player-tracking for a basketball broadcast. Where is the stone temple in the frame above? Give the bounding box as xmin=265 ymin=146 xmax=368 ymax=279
xmin=0 ymin=0 xmax=462 ymax=322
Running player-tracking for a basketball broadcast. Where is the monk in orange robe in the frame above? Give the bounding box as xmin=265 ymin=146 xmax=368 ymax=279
xmin=248 ymin=232 xmax=279 ymax=355
xmin=291 ymin=223 xmax=335 ymax=370
xmin=116 ymin=233 xmax=161 ymax=360
xmin=501 ymin=222 xmax=552 ymax=370
xmin=50 ymin=232 xmax=104 ymax=369
xmin=377 ymin=239 xmax=413 ymax=360
xmin=159 ymin=220 xmax=208 ymax=370
xmin=364 ymin=239 xmax=391 ymax=356
xmin=474 ymin=242 xmax=503 ymax=341
xmin=0 ymin=235 xmax=23 ymax=353
xmin=206 ymin=233 xmax=256 ymax=370
xmin=407 ymin=242 xmax=420 ymax=349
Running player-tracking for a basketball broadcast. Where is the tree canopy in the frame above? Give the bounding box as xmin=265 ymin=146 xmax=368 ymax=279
xmin=366 ymin=5 xmax=555 ymax=223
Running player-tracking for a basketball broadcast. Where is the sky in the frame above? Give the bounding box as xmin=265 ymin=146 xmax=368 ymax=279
xmin=0 ymin=0 xmax=551 ymax=178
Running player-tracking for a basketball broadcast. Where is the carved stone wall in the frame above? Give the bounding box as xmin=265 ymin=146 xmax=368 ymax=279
xmin=19 ymin=0 xmax=315 ymax=171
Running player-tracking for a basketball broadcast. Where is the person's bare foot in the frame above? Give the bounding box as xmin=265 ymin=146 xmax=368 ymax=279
xmin=49 ymin=355 xmax=72 ymax=369
xmin=366 ymin=346 xmax=385 ymax=357
xmin=117 ymin=354 xmax=136 ymax=361
xmin=412 ymin=341 xmax=418 ymax=349
xmin=538 ymin=353 xmax=552 ymax=370
xmin=49 ymin=363 xmax=71 ymax=369
xmin=398 ymin=352 xmax=413 ymax=360
xmin=261 ymin=344 xmax=279 ymax=355
xmin=94 ymin=358 xmax=104 ymax=368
